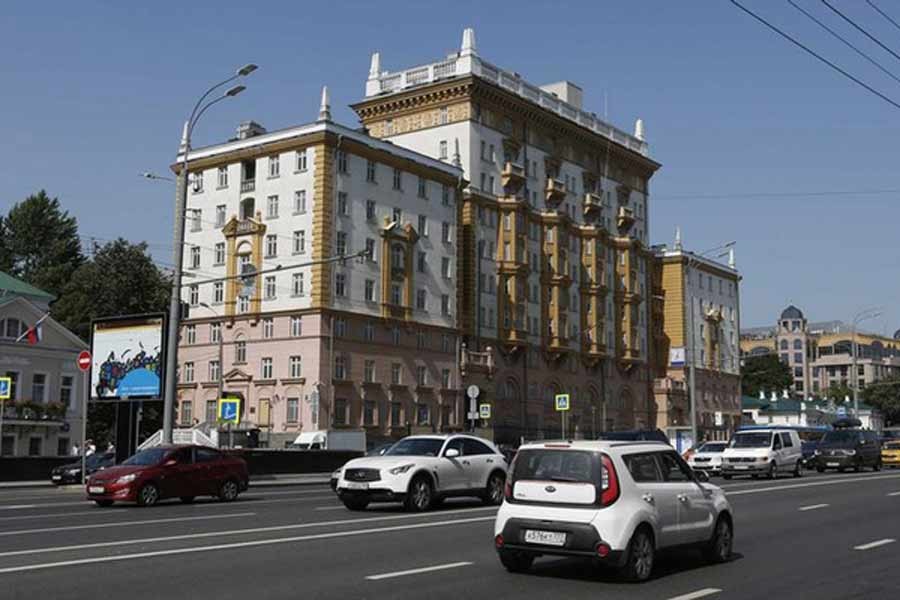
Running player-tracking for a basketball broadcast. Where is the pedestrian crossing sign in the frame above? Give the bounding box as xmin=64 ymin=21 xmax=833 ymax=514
xmin=218 ymin=398 xmax=241 ymax=425
xmin=0 ymin=377 xmax=10 ymax=400
xmin=479 ymin=404 xmax=491 ymax=419
xmin=555 ymin=394 xmax=570 ymax=412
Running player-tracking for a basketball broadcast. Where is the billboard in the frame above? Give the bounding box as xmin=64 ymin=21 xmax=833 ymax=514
xmin=91 ymin=315 xmax=165 ymax=399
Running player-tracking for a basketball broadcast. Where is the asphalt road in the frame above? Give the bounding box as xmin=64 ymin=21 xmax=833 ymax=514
xmin=2 ymin=470 xmax=899 ymax=600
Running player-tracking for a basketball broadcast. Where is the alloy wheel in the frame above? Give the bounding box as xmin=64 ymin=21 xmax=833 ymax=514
xmin=633 ymin=533 xmax=654 ymax=580
xmin=715 ymin=520 xmax=732 ymax=560
xmin=221 ymin=480 xmax=239 ymax=501
xmin=412 ymin=479 xmax=431 ymax=510
xmin=488 ymin=474 xmax=504 ymax=504
xmin=140 ymin=484 xmax=158 ymax=506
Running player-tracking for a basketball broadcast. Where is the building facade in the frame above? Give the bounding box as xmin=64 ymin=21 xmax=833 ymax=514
xmin=0 ymin=273 xmax=87 ymax=456
xmin=352 ymin=29 xmax=660 ymax=444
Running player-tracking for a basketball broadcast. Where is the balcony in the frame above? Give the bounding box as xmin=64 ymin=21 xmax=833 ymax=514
xmin=499 ymin=326 xmax=529 ymax=352
xmin=583 ymin=193 xmax=604 ymax=217
xmin=545 ymin=178 xmax=566 ymax=206
xmin=617 ymin=206 xmax=635 ymax=232
xmin=240 ymin=179 xmax=256 ymax=193
xmin=501 ymin=162 xmax=526 ymax=194
xmin=546 ymin=335 xmax=570 ymax=358
xmin=382 ymin=303 xmax=409 ymax=321
xmin=460 ymin=343 xmax=496 ymax=378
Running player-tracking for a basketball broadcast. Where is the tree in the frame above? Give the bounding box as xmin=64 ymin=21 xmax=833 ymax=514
xmin=824 ymin=382 xmax=853 ymax=404
xmin=2 ymin=190 xmax=83 ymax=296
xmin=52 ymin=238 xmax=170 ymax=341
xmin=863 ymin=376 xmax=900 ymax=426
xmin=741 ymin=353 xmax=793 ymax=398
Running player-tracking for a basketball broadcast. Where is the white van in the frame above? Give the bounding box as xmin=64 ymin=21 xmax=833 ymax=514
xmin=721 ymin=429 xmax=803 ymax=480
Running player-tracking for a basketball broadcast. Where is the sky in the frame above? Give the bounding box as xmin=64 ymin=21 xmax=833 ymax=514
xmin=1 ymin=0 xmax=898 ymax=332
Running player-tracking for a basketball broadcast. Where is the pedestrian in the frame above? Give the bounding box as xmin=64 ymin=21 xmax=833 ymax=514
xmin=85 ymin=440 xmax=96 ymax=456
xmin=106 ymin=441 xmax=115 ymax=454
xmin=71 ymin=443 xmax=80 ymax=457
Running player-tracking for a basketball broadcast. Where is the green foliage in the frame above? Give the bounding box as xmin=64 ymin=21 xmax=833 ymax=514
xmin=863 ymin=376 xmax=900 ymax=426
xmin=741 ymin=353 xmax=793 ymax=398
xmin=824 ymin=382 xmax=853 ymax=403
xmin=2 ymin=190 xmax=84 ymax=296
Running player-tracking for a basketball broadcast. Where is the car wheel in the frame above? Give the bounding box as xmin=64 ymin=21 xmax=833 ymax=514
xmin=483 ymin=471 xmax=505 ymax=506
xmin=874 ymin=460 xmax=882 ymax=472
xmin=793 ymin=461 xmax=802 ymax=478
xmin=94 ymin=500 xmax=114 ymax=507
xmin=218 ymin=479 xmax=240 ymax=502
xmin=816 ymin=466 xmax=825 ymax=473
xmin=767 ymin=462 xmax=777 ymax=480
xmin=341 ymin=497 xmax=370 ymax=511
xmin=499 ymin=551 xmax=534 ymax=573
xmin=180 ymin=496 xmax=195 ymax=504
xmin=704 ymin=515 xmax=733 ymax=563
xmin=621 ymin=527 xmax=655 ymax=582
xmin=404 ymin=475 xmax=433 ymax=512
xmin=722 ymin=474 xmax=732 ymax=480
xmin=136 ymin=483 xmax=159 ymax=507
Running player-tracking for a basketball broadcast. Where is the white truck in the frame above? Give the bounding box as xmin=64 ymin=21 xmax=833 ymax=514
xmin=291 ymin=430 xmax=366 ymax=452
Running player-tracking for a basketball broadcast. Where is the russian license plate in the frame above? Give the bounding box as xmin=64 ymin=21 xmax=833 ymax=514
xmin=827 ymin=462 xmax=840 ymax=467
xmin=344 ymin=481 xmax=369 ymax=490
xmin=88 ymin=486 xmax=105 ymax=494
xmin=51 ymin=475 xmax=61 ymax=481
xmin=734 ymin=465 xmax=749 ymax=470
xmin=524 ymin=529 xmax=566 ymax=546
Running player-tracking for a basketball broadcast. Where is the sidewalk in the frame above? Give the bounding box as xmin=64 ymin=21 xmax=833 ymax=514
xmin=0 ymin=472 xmax=331 ymax=490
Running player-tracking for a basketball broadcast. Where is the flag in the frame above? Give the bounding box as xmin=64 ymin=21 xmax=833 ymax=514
xmin=17 ymin=313 xmax=49 ymax=345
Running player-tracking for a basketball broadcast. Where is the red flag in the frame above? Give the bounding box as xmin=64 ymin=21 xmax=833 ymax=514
xmin=26 ymin=323 xmax=42 ymax=345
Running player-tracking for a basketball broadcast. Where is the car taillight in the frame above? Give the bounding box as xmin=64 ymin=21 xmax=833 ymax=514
xmin=495 ymin=534 xmax=505 ymax=549
xmin=599 ymin=454 xmax=620 ymax=507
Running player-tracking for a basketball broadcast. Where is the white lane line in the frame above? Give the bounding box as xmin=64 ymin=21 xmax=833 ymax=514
xmin=666 ymin=589 xmax=722 ymax=600
xmin=0 ymin=506 xmax=498 ymax=559
xmin=798 ymin=503 xmax=829 ymax=511
xmin=0 ymin=512 xmax=255 ymax=537
xmin=728 ymin=473 xmax=900 ymax=496
xmin=0 ymin=515 xmax=495 ymax=574
xmin=314 ymin=506 xmax=347 ymax=511
xmin=887 ymin=491 xmax=900 ymax=497
xmin=0 ymin=493 xmax=335 ymax=512
xmin=0 ymin=509 xmax=171 ymax=522
xmin=854 ymin=538 xmax=896 ymax=551
xmin=365 ymin=561 xmax=473 ymax=581
xmin=0 ymin=504 xmax=38 ymax=510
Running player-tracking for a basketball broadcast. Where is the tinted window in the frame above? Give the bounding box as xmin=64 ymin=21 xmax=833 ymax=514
xmin=512 ymin=450 xmax=598 ymax=483
xmin=697 ymin=442 xmax=727 ymax=453
xmin=385 ymin=438 xmax=443 ymax=457
xmin=821 ymin=430 xmax=859 ymax=444
xmin=170 ymin=448 xmax=194 ymax=464
xmin=780 ymin=433 xmax=793 ymax=448
xmin=623 ymin=453 xmax=662 ymax=483
xmin=658 ymin=452 xmax=693 ymax=483
xmin=444 ymin=438 xmax=464 ymax=456
xmin=462 ymin=439 xmax=493 ymax=456
xmin=773 ymin=435 xmax=782 ymax=450
xmin=123 ymin=448 xmax=168 ymax=466
xmin=730 ymin=433 xmax=772 ymax=448
xmin=196 ymin=448 xmax=221 ymax=463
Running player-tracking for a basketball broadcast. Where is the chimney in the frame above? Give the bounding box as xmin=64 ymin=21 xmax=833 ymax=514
xmin=461 ymin=27 xmax=477 ymax=56
xmin=634 ymin=118 xmax=645 ymax=141
xmin=318 ymin=86 xmax=331 ymax=122
xmin=369 ymin=52 xmax=381 ymax=78
xmin=236 ymin=121 xmax=266 ymax=140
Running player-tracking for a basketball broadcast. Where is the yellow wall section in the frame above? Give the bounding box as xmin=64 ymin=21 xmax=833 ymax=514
xmin=311 ymin=143 xmax=334 ymax=308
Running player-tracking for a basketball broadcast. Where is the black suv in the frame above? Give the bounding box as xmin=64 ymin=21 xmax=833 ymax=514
xmin=814 ymin=429 xmax=882 ymax=472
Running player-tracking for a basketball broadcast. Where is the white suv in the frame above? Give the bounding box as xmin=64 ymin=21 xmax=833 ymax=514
xmin=494 ymin=441 xmax=733 ymax=581
xmin=721 ymin=429 xmax=803 ymax=480
xmin=335 ymin=435 xmax=507 ymax=512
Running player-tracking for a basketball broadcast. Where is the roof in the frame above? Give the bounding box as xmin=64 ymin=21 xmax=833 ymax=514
xmin=518 ymin=440 xmax=669 ymax=452
xmin=780 ymin=305 xmax=804 ymax=320
xmin=895 ymin=329 xmax=900 ymax=340
xmin=0 ymin=271 xmax=55 ymax=301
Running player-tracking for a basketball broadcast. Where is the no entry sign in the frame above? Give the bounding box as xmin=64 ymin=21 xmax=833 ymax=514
xmin=77 ymin=350 xmax=92 ymax=372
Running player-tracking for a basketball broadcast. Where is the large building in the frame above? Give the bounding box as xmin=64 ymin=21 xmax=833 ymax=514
xmin=0 ymin=272 xmax=87 ymax=456
xmin=351 ymin=29 xmax=660 ymax=444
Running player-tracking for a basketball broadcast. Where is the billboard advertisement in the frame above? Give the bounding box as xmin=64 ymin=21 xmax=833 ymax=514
xmin=91 ymin=315 xmax=165 ymax=399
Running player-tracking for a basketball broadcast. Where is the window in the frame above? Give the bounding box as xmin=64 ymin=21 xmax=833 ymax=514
xmin=364 ymin=401 xmax=375 ymax=426
xmin=364 ymin=321 xmax=375 ymax=341
xmin=418 ymin=176 xmax=427 ymax=199
xmin=182 ymin=362 xmax=194 ymax=383
xmin=416 ymin=330 xmax=427 ymax=349
xmin=268 ymin=155 xmax=280 ymax=178
xmin=205 ymin=400 xmax=217 ymax=423
xmin=334 ymin=398 xmax=348 ymax=426
xmin=292 ymin=272 xmax=305 ymax=296
xmin=208 ymin=281 xmax=222 ymax=305
xmin=780 ymin=432 xmax=794 ymax=448
xmin=366 ymin=160 xmax=376 ymax=182
xmin=31 ymin=373 xmax=46 ymax=402
xmin=392 ymin=207 xmax=402 ymax=223
xmin=179 ymin=400 xmax=192 ymax=426
xmin=415 ymin=289 xmax=427 ymax=312
xmin=336 ymin=231 xmax=347 ymax=255
xmin=442 ymin=257 xmax=452 ymax=279
xmin=337 ymin=191 xmax=348 ymax=216
xmin=441 ymin=369 xmax=451 ymax=389
xmin=185 ymin=324 xmax=196 ymax=345
xmin=293 ymin=230 xmax=306 ymax=254
xmin=780 ymin=339 xmax=789 ymax=351
xmin=189 ymin=285 xmax=199 ymax=307
xmin=29 ymin=437 xmax=42 ymax=457
xmin=418 ymin=251 xmax=426 ymax=273
xmin=391 ymin=402 xmax=401 ymax=426
xmin=334 ymin=318 xmax=346 ymax=338
xmin=60 ymin=375 xmax=74 ymax=408
xmin=794 ymin=367 xmax=803 ymax=378
xmin=210 ymin=322 xmax=221 ymax=343
xmin=391 ymin=363 xmax=402 ymax=385
xmin=391 ymin=326 xmax=401 ymax=345
xmin=391 ymin=284 xmax=402 ymax=306
xmin=262 ymin=317 xmax=274 ymax=338
xmin=480 ymin=140 xmax=486 ymax=160
xmin=393 ymin=168 xmax=402 ymax=190
xmin=416 ymin=365 xmax=427 ymax=386
xmin=334 ymin=354 xmax=347 ymax=379
xmin=335 ymin=273 xmax=346 ymax=297
xmin=265 ymin=234 xmax=278 ymax=258
xmin=364 ymin=279 xmax=375 ymax=302
xmin=215 ymin=204 xmax=226 ymax=227
xmin=209 ymin=360 xmax=220 ymax=383
xmin=191 ymin=172 xmax=203 ymax=193
xmin=294 ymin=190 xmax=307 ymax=214
xmin=261 ymin=357 xmax=273 ymax=380
xmin=365 ymin=238 xmax=376 ymax=261
xmin=793 ymin=339 xmax=802 ymax=350
xmin=417 ymin=403 xmax=430 ymax=425
xmin=264 ymin=276 xmax=276 ymax=300
xmin=217 ymin=167 xmax=228 ymax=189
xmin=439 ymin=107 xmax=449 ymax=124
xmin=286 ymin=397 xmax=299 ymax=423
xmin=190 ymin=209 xmax=201 ymax=232
xmin=366 ymin=200 xmax=376 ymax=221
xmin=296 ymin=149 xmax=308 ymax=172
xmin=214 ymin=242 xmax=225 ymax=265
xmin=442 ymin=185 xmax=450 ymax=206
xmin=793 ymin=352 xmax=803 ymax=364
xmin=289 ymin=356 xmax=302 ymax=378
xmin=290 ymin=316 xmax=302 ymax=337
xmin=364 ymin=360 xmax=375 ymax=383
xmin=439 ymin=140 xmax=448 ymax=159
xmin=418 ymin=215 xmax=428 ymax=236
xmin=441 ymin=334 xmax=451 ymax=353
xmin=235 ymin=340 xmax=247 ymax=363
xmin=441 ymin=294 xmax=450 ymax=316
xmin=623 ymin=453 xmax=663 ymax=483
xmin=441 ymin=222 xmax=451 ymax=243
xmin=337 ymin=150 xmax=348 ymax=173
xmin=658 ymin=452 xmax=693 ymax=482
xmin=266 ymin=195 xmax=279 ymax=219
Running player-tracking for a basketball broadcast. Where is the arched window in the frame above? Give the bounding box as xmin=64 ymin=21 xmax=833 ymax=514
xmin=240 ymin=197 xmax=255 ymax=220
xmin=779 ymin=339 xmax=789 ymax=351
xmin=793 ymin=339 xmax=802 ymax=350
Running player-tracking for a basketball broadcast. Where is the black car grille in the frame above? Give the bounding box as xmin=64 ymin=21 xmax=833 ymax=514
xmin=693 ymin=457 xmax=712 ymax=463
xmin=345 ymin=468 xmax=381 ymax=482
xmin=727 ymin=457 xmax=756 ymax=463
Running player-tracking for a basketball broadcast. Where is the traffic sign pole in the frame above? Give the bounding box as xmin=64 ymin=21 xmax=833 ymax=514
xmin=77 ymin=351 xmax=92 ymax=485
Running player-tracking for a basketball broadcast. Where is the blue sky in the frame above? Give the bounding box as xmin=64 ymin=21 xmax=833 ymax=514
xmin=1 ymin=0 xmax=898 ymax=331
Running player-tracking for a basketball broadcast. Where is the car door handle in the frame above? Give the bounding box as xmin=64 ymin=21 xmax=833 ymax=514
xmin=462 ymin=460 xmax=470 ymax=465
xmin=486 ymin=459 xmax=494 ymax=464
xmin=642 ymin=493 xmax=654 ymax=504
xmin=677 ymin=494 xmax=688 ymax=503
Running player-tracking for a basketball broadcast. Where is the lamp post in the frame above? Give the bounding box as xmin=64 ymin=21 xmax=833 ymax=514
xmin=162 ymin=64 xmax=257 ymax=444
xmin=851 ymin=307 xmax=882 ymax=417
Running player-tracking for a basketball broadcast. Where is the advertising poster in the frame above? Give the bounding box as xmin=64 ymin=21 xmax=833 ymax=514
xmin=91 ymin=315 xmax=165 ymax=399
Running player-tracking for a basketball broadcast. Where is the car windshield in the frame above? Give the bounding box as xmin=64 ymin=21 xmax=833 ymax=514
xmin=122 ymin=448 xmax=169 ymax=466
xmin=730 ymin=433 xmax=772 ymax=448
xmin=885 ymin=441 xmax=900 ymax=449
xmin=512 ymin=450 xmax=598 ymax=483
xmin=384 ymin=438 xmax=443 ymax=457
xmin=698 ymin=442 xmax=727 ymax=453
xmin=797 ymin=430 xmax=826 ymax=442
xmin=821 ymin=430 xmax=860 ymax=444
xmin=84 ymin=454 xmax=109 ymax=468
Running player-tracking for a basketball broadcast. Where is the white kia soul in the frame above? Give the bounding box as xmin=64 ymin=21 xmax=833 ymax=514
xmin=494 ymin=441 xmax=734 ymax=581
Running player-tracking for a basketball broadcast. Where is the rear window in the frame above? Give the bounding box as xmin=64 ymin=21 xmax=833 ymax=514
xmin=512 ymin=449 xmax=600 ymax=484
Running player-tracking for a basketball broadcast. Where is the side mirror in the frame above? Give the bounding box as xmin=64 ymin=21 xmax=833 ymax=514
xmin=445 ymin=448 xmax=460 ymax=459
xmin=694 ymin=469 xmax=710 ymax=483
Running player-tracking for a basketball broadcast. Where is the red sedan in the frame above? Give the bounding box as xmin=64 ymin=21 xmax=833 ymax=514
xmin=86 ymin=445 xmax=249 ymax=507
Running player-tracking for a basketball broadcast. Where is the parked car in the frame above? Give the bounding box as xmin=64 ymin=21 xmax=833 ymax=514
xmin=687 ymin=442 xmax=728 ymax=476
xmin=814 ymin=429 xmax=882 ymax=472
xmin=334 ymin=434 xmax=507 ymax=512
xmin=881 ymin=440 xmax=900 ymax=468
xmin=597 ymin=429 xmax=670 ymax=445
xmin=86 ymin=445 xmax=249 ymax=507
xmin=494 ymin=440 xmax=733 ymax=582
xmin=51 ymin=452 xmax=115 ymax=485
xmin=721 ymin=429 xmax=803 ymax=480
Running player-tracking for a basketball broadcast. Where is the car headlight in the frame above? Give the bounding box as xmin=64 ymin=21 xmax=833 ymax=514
xmin=389 ymin=464 xmax=415 ymax=475
xmin=66 ymin=468 xmax=80 ymax=475
xmin=844 ymin=449 xmax=856 ymax=456
xmin=814 ymin=450 xmax=821 ymax=455
xmin=116 ymin=473 xmax=137 ymax=484
xmin=757 ymin=456 xmax=769 ymax=462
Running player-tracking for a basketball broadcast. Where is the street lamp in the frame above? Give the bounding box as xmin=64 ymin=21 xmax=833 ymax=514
xmin=686 ymin=241 xmax=735 ymax=448
xmin=162 ymin=64 xmax=257 ymax=444
xmin=851 ymin=306 xmax=883 ymax=417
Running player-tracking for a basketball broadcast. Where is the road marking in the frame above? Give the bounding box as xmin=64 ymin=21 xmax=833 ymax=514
xmin=728 ymin=473 xmax=900 ymax=496
xmin=854 ymin=538 xmax=896 ymax=551
xmin=0 ymin=504 xmax=38 ymax=510
xmin=0 ymin=512 xmax=255 ymax=537
xmin=0 ymin=506 xmax=498 ymax=559
xmin=798 ymin=503 xmax=829 ymax=511
xmin=0 ymin=515 xmax=495 ymax=574
xmin=666 ymin=589 xmax=722 ymax=600
xmin=365 ymin=561 xmax=473 ymax=581
xmin=314 ymin=506 xmax=347 ymax=511
xmin=0 ymin=492 xmax=335 ymax=512
xmin=887 ymin=491 xmax=900 ymax=497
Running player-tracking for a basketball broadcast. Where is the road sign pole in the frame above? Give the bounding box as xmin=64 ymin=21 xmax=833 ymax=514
xmin=81 ymin=369 xmax=89 ymax=485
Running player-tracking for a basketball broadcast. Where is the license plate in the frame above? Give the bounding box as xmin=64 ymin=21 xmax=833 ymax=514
xmin=733 ymin=465 xmax=749 ymax=470
xmin=51 ymin=475 xmax=61 ymax=481
xmin=344 ymin=481 xmax=369 ymax=490
xmin=827 ymin=462 xmax=839 ymax=467
xmin=88 ymin=486 xmax=105 ymax=494
xmin=524 ymin=529 xmax=566 ymax=546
